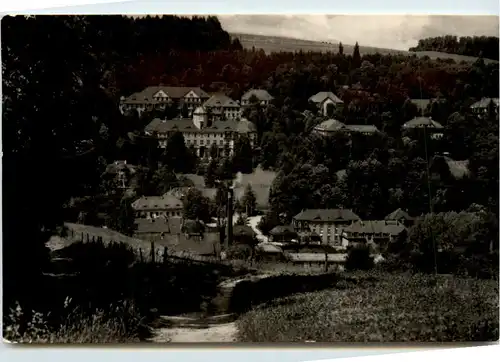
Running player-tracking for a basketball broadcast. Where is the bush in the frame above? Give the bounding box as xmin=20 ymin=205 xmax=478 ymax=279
xmin=345 ymin=245 xmax=374 ymax=271
xmin=237 ymin=273 xmax=499 ymax=342
xmin=3 ymin=299 xmax=145 ymax=343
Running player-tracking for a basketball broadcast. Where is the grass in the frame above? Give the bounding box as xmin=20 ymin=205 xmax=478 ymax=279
xmin=236 ymin=271 xmax=499 ymax=342
xmin=3 ymin=299 xmax=146 ymax=344
xmin=232 ymin=33 xmax=499 ymax=64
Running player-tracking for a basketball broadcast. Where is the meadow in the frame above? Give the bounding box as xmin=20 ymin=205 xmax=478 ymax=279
xmin=237 ymin=271 xmax=499 ymax=342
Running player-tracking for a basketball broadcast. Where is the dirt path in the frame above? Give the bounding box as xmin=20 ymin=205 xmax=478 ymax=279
xmin=150 ymin=322 xmax=238 ymax=343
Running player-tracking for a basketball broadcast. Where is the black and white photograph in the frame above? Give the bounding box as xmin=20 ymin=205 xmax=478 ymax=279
xmin=1 ymin=14 xmax=499 ymax=344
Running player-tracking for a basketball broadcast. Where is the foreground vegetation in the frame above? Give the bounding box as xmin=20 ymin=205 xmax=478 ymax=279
xmin=237 ymin=272 xmax=499 ymax=342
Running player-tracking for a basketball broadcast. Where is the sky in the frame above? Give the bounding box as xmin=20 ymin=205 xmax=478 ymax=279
xmin=217 ymin=15 xmax=499 ymax=50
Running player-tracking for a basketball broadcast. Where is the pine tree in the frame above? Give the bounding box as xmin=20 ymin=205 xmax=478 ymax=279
xmin=338 ymin=41 xmax=344 ymax=55
xmin=352 ymin=41 xmax=361 ymax=67
xmin=241 ymin=184 xmax=257 ymax=216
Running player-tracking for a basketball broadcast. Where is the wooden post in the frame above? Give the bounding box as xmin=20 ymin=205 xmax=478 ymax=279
xmin=86 ymin=233 xmax=89 ymax=243
xmin=92 ymin=236 xmax=95 ymax=243
xmin=163 ymin=246 xmax=168 ymax=264
xmin=139 ymin=248 xmax=143 ymax=263
xmin=150 ymin=241 xmax=155 ymax=263
xmin=324 ymin=248 xmax=329 ymax=273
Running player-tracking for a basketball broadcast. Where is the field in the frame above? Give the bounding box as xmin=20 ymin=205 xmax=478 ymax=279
xmin=232 ymin=33 xmax=499 ymax=64
xmin=237 ymin=272 xmax=499 ymax=342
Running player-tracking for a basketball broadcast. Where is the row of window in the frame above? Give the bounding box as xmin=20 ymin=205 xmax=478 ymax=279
xmin=137 ymin=210 xmax=182 ymax=218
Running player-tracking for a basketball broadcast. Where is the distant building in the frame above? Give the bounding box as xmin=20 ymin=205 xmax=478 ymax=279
xmin=470 ymin=98 xmax=499 ymax=116
xmin=293 ymin=209 xmax=361 ymax=246
xmin=308 ymin=91 xmax=344 ymax=116
xmin=313 ymin=118 xmax=379 ymax=137
xmin=119 ymin=86 xmax=210 ymax=116
xmin=268 ymin=225 xmax=298 ymax=243
xmin=402 ymin=116 xmax=444 ymax=140
xmin=134 ymin=215 xmax=182 ymax=242
xmin=241 ymin=89 xmax=274 ymax=107
xmin=104 ymin=160 xmax=137 ymax=189
xmin=144 ymin=112 xmax=257 ymax=158
xmin=203 ymin=94 xmax=241 ymax=121
xmin=384 ymin=208 xmax=414 ymax=227
xmin=344 ymin=220 xmax=407 ymax=250
xmin=132 ymin=194 xmax=183 ymax=219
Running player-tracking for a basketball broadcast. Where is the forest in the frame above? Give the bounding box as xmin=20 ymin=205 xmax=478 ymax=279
xmin=2 ymin=15 xmax=499 ymax=313
xmin=409 ymin=35 xmax=499 ymax=61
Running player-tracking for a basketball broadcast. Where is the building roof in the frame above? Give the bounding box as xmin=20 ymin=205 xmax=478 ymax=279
xmin=294 ymin=209 xmax=360 ymax=223
xmin=241 ymin=89 xmax=274 ymax=101
xmin=470 ymin=98 xmax=499 ymax=109
xmin=314 ymin=118 xmax=346 ymax=132
xmin=233 ymin=225 xmax=256 ymax=237
xmin=132 ymin=195 xmax=183 ymax=211
xmin=345 ymin=124 xmax=379 ymax=133
xmin=256 ymin=243 xmax=283 ymax=254
xmin=123 ymin=86 xmax=209 ymax=104
xmin=204 ymin=94 xmax=240 ymax=108
xmin=385 ymin=208 xmax=413 ymax=221
xmin=344 ymin=220 xmax=406 ymax=236
xmin=269 ymin=225 xmax=298 ymax=237
xmin=146 ymin=118 xmax=256 ymax=134
xmin=287 ymin=253 xmax=347 ymax=263
xmin=308 ymin=91 xmax=344 ymax=104
xmin=403 ymin=117 xmax=444 ymax=129
xmin=134 ymin=216 xmax=183 ymax=235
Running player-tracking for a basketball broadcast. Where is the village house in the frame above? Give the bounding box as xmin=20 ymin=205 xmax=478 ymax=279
xmin=144 ymin=108 xmax=257 ymax=158
xmin=402 ymin=116 xmax=444 ymax=140
xmin=104 ymin=160 xmax=137 ymax=189
xmin=384 ymin=208 xmax=415 ymax=227
xmin=313 ymin=118 xmax=379 ymax=137
xmin=132 ymin=194 xmax=183 ymax=219
xmin=134 ymin=215 xmax=182 ymax=242
xmin=240 ymin=89 xmax=274 ymax=107
xmin=470 ymin=97 xmax=499 ymax=116
xmin=308 ymin=91 xmax=344 ymax=116
xmin=203 ymin=94 xmax=241 ymax=121
xmin=268 ymin=225 xmax=298 ymax=243
xmin=293 ymin=209 xmax=361 ymax=246
xmin=119 ymin=86 xmax=210 ymax=116
xmin=344 ymin=220 xmax=407 ymax=251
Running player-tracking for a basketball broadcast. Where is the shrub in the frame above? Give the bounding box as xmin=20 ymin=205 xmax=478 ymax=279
xmin=3 ymin=299 xmax=146 ymax=343
xmin=345 ymin=245 xmax=374 ymax=271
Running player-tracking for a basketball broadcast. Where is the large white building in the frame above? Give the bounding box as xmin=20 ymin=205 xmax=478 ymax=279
xmin=119 ymin=86 xmax=210 ymax=116
xmin=203 ymin=94 xmax=241 ymax=121
xmin=145 ymin=106 xmax=257 ymax=158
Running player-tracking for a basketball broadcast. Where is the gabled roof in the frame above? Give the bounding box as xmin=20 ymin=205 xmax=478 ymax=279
xmin=269 ymin=225 xmax=297 ymax=236
xmin=314 ymin=118 xmax=345 ymax=131
xmin=123 ymin=86 xmax=209 ymax=103
xmin=233 ymin=225 xmax=256 ymax=237
xmin=385 ymin=208 xmax=413 ymax=221
xmin=345 ymin=124 xmax=379 ymax=133
xmin=470 ymin=98 xmax=499 ymax=109
xmin=293 ymin=209 xmax=360 ymax=222
xmin=403 ymin=117 xmax=444 ymax=129
xmin=132 ymin=195 xmax=183 ymax=211
xmin=145 ymin=118 xmax=256 ymax=134
xmin=241 ymin=89 xmax=274 ymax=101
xmin=204 ymin=94 xmax=240 ymax=108
xmin=430 ymin=156 xmax=470 ymax=179
xmin=309 ymin=91 xmax=343 ymax=104
xmin=344 ymin=220 xmax=406 ymax=236
xmin=134 ymin=216 xmax=183 ymax=234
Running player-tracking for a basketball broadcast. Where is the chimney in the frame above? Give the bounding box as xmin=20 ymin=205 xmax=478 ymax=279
xmin=225 ymin=186 xmax=234 ymax=250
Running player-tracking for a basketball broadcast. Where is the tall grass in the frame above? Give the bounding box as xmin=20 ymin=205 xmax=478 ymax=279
xmin=4 ymin=299 xmax=145 ymax=343
xmin=237 ymin=272 xmax=499 ymax=342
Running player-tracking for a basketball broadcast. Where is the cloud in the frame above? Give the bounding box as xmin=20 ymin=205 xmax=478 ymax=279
xmin=218 ymin=15 xmax=499 ymax=50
